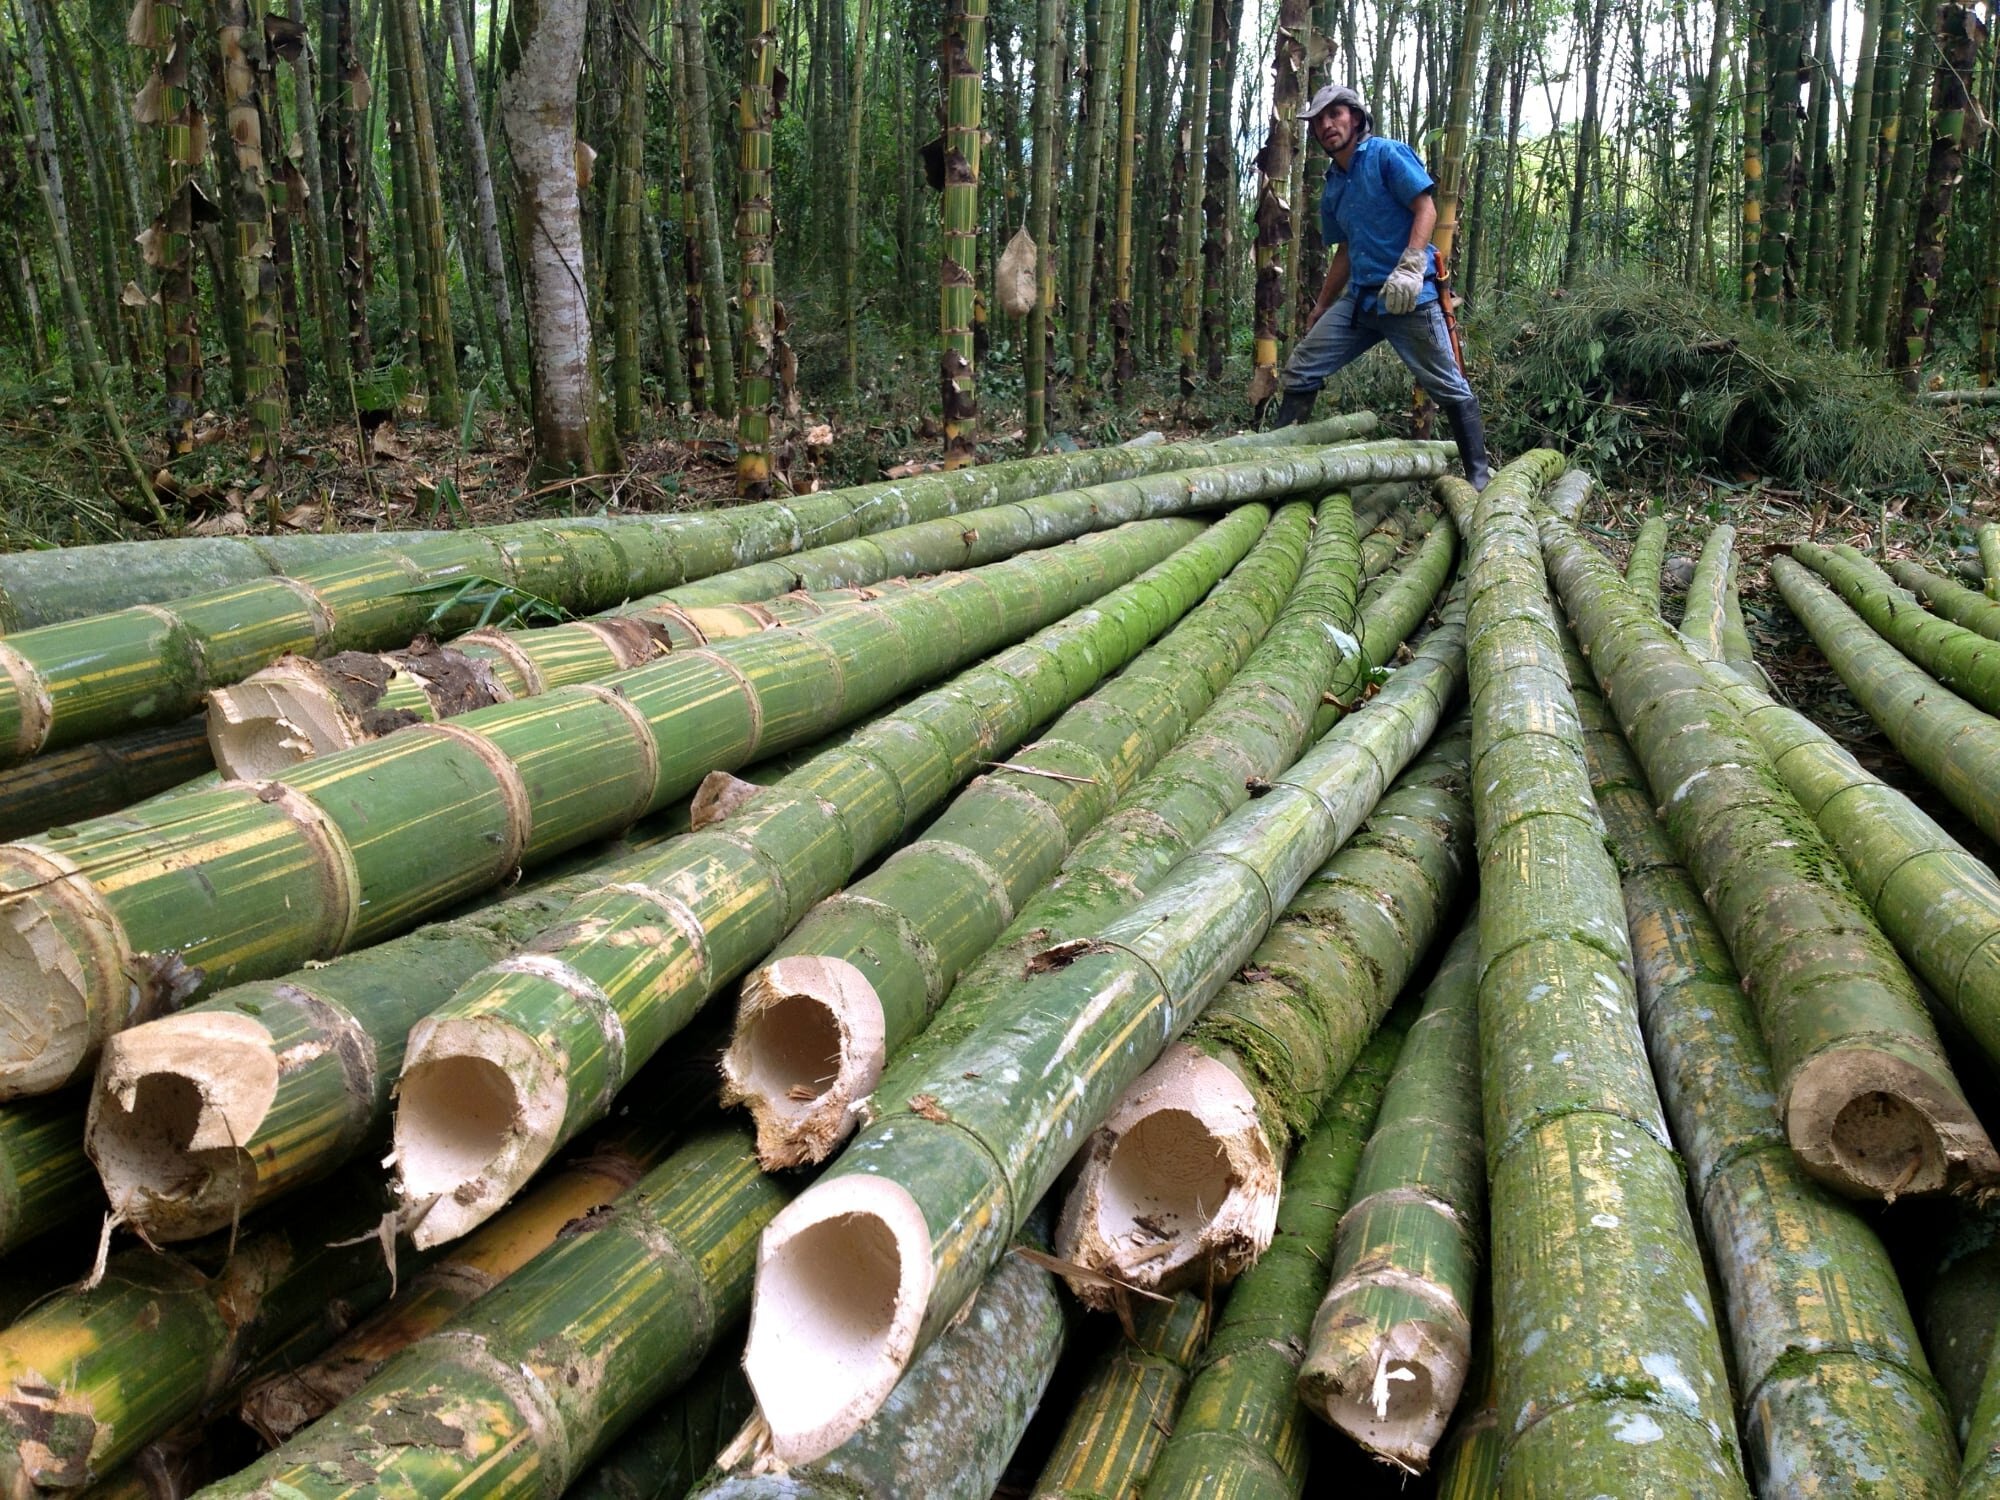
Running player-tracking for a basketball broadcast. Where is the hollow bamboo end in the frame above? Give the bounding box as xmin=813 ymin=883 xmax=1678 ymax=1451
xmin=1298 ymin=1308 xmax=1469 ymax=1472
xmin=1053 ymin=1044 xmax=1279 ymax=1307
xmin=206 ymin=661 xmax=361 ymax=780
xmin=746 ymin=1172 xmax=935 ymax=1466
xmin=722 ymin=955 xmax=885 ymax=1170
xmin=0 ymin=848 xmax=126 ymax=1100
xmin=391 ymin=1016 xmax=569 ymax=1249
xmin=86 ymin=1011 xmax=278 ymax=1240
xmin=1785 ymin=1047 xmax=2000 ymax=1200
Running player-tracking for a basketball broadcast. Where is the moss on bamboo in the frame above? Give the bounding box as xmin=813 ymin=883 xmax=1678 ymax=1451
xmin=1549 ymin=524 xmax=1997 ymax=1200
xmin=723 ymin=500 xmax=1333 ymax=1166
xmin=1466 ymin=459 xmax=1746 ymax=1494
xmin=1881 ymin=554 xmax=2000 ymax=642
xmin=1297 ymin=921 xmax=1483 ymax=1470
xmin=1793 ymin=540 xmax=2000 ymax=717
xmin=1566 ymin=613 xmax=1959 ymax=1495
xmin=746 ymin=606 xmax=1466 ymax=1466
xmin=1681 ymin=523 xmax=1738 ymax=661
xmin=1625 ymin=513 xmax=1669 ymax=614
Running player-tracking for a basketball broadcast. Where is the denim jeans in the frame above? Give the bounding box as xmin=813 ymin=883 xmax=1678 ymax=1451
xmin=1283 ymin=293 xmax=1475 ymax=406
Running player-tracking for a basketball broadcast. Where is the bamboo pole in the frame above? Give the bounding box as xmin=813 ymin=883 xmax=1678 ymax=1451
xmin=742 ymin=604 xmax=1466 ymax=1466
xmin=385 ymin=512 xmax=1270 ymax=1246
xmin=1882 ymin=553 xmax=2000 ymax=638
xmin=1680 ymin=523 xmax=1738 ymax=660
xmin=0 ymin=1088 xmax=95 ymax=1252
xmin=0 ymin=717 xmax=211 ymax=841
xmin=1467 ymin=461 xmax=1747 ymax=1493
xmin=1794 ymin=540 xmax=2000 ymax=717
xmin=1548 ymin=526 xmax=1998 ymax=1201
xmin=1625 ymin=512 xmax=1669 ymax=612
xmin=564 ymin=1344 xmax=753 ymax=1500
xmin=722 ymin=499 xmax=1345 ymax=1167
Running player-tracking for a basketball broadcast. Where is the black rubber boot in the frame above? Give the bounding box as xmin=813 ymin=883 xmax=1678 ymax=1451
xmin=1271 ymin=387 xmax=1318 ymax=428
xmin=1441 ymin=396 xmax=1492 ymax=490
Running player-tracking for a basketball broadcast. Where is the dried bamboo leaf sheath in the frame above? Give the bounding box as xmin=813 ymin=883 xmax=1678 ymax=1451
xmin=1028 ymin=1295 xmax=1211 ymax=1499
xmin=0 ymin=1172 xmax=425 ymax=1492
xmin=1466 ymin=460 xmax=1746 ymax=1495
xmin=0 ymin=517 xmax=1204 ymax=1100
xmin=1776 ymin=553 xmax=2000 ymax=848
xmin=694 ymin=1231 xmax=1066 ymax=1500
xmin=1793 ymin=541 xmax=2000 ymax=718
xmin=1549 ymin=524 xmax=1998 ymax=1199
xmin=1136 ymin=1013 xmax=1408 ymax=1500
xmin=722 ymin=500 xmax=1328 ymax=1166
xmin=387 ymin=511 xmax=1271 ymax=1245
xmin=1297 ymin=921 xmax=1484 ymax=1471
xmin=1564 ymin=613 xmax=1959 ymax=1497
xmin=198 ymin=1127 xmax=790 ymax=1498
xmin=1056 ymin=716 xmax=1471 ymax=1296
xmin=743 ymin=604 xmax=1464 ymax=1467
xmin=0 ymin=427 xmax=1424 ymax=762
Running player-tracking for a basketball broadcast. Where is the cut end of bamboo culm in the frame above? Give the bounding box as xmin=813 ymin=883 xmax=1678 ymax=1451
xmin=745 ymin=1172 xmax=935 ymax=1466
xmin=0 ymin=846 xmax=126 ymax=1099
xmin=1297 ymin=1308 xmax=1469 ymax=1472
xmin=1053 ymin=1044 xmax=1279 ymax=1305
xmin=206 ymin=661 xmax=363 ymax=779
xmin=722 ymin=954 xmax=885 ymax=1168
xmin=390 ymin=1014 xmax=569 ymax=1248
xmin=1786 ymin=1048 xmax=2000 ymax=1199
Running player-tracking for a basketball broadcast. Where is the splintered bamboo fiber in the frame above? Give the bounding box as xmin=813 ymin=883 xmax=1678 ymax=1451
xmin=1567 ymin=621 xmax=1959 ymax=1496
xmin=1552 ymin=529 xmax=1999 ymax=1200
xmin=0 ymin=1171 xmax=428 ymax=1492
xmin=0 ymin=1089 xmax=94 ymax=1251
xmin=1054 ymin=718 xmax=1472 ymax=1297
xmin=1028 ymin=1295 xmax=1211 ymax=1500
xmin=1297 ymin=922 xmax=1485 ymax=1471
xmin=1882 ymin=555 xmax=2000 ymax=641
xmin=84 ymin=815 xmax=689 ymax=1243
xmin=1794 ymin=541 xmax=2000 ymax=718
xmin=1463 ymin=461 xmax=1747 ymax=1495
xmin=0 ymin=717 xmax=212 ymax=841
xmin=745 ymin=605 xmax=1466 ymax=1467
xmin=0 ymin=517 xmax=1206 ymax=1100
xmin=235 ymin=1061 xmax=712 ymax=1441
xmin=1775 ymin=554 xmax=2000 ymax=849
xmin=0 ymin=428 xmax=1430 ymax=762
xmin=198 ymin=1127 xmax=792 ymax=1498
xmin=1625 ymin=514 xmax=1669 ymax=613
xmin=722 ymin=501 xmax=1338 ymax=1166
xmin=386 ymin=512 xmax=1272 ymax=1247
xmin=694 ymin=1232 xmax=1066 ymax=1499
xmin=1135 ymin=1014 xmax=1409 ymax=1500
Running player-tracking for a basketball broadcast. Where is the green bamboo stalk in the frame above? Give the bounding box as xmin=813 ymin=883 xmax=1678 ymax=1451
xmin=1793 ymin=540 xmax=2000 ymax=718
xmin=1022 ymin=0 xmax=1059 ymax=452
xmin=1431 ymin=1311 xmax=1500 ymax=1499
xmin=1136 ymin=1011 xmax=1410 ymax=1498
xmin=696 ymin=1227 xmax=1065 ymax=1498
xmin=0 ymin=1089 xmax=94 ymax=1252
xmin=1775 ymin=553 xmax=2000 ymax=851
xmin=1028 ymin=1295 xmax=1210 ymax=1500
xmin=1720 ymin=552 xmax=1769 ymax=688
xmin=1297 ymin=921 xmax=1483 ymax=1471
xmin=1566 ymin=608 xmax=1960 ymax=1496
xmin=734 ymin=0 xmax=777 ymax=496
xmin=0 ymin=717 xmax=211 ymax=841
xmin=939 ymin=0 xmax=988 ymax=468
xmin=1055 ymin=716 xmax=1471 ymax=1296
xmin=196 ymin=1127 xmax=792 ymax=1498
xmin=723 ymin=499 xmax=1342 ymax=1167
xmin=1694 ymin=651 xmax=2000 ymax=1085
xmin=1882 ymin=554 xmax=2000 ymax=639
xmin=564 ymin=1344 xmax=754 ymax=1500
xmin=235 ymin=1065 xmax=709 ymax=1441
xmin=1467 ymin=460 xmax=1747 ymax=1494
xmin=385 ymin=511 xmax=1270 ymax=1246
xmin=1982 ymin=524 xmax=2000 ymax=598
xmin=1681 ymin=523 xmax=1738 ymax=661
xmin=1625 ymin=513 xmax=1670 ymax=613
xmin=0 ymin=1170 xmax=428 ymax=1491
xmin=743 ymin=601 xmax=1466 ymax=1466
xmin=0 ymin=518 xmax=1212 ymax=1102
xmin=1553 ymin=524 xmax=1998 ymax=1199
xmin=1108 ymin=0 xmax=1139 ymax=394
xmin=83 ymin=813 xmax=690 ymax=1242
xmin=0 ymin=427 xmax=1407 ymax=761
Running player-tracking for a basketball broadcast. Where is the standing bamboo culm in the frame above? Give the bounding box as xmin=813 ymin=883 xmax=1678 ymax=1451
xmin=676 ymin=0 xmax=736 ymax=415
xmin=1248 ymin=0 xmax=1304 ymax=416
xmin=1109 ymin=0 xmax=1140 ymax=393
xmin=218 ymin=0 xmax=285 ymax=465
xmin=736 ymin=0 xmax=778 ymax=496
xmin=1176 ymin=0 xmax=1214 ymax=402
xmin=940 ymin=0 xmax=987 ymax=468
xmin=840 ymin=0 xmax=874 ymax=399
xmin=1023 ymin=0 xmax=1061 ymax=452
xmin=1895 ymin=4 xmax=1985 ymax=388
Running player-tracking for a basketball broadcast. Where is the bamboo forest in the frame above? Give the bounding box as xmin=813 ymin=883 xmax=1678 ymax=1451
xmin=6 ymin=0 xmax=2000 ymax=1496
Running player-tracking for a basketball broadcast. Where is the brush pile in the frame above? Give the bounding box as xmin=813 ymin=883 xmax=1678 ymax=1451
xmin=3 ymin=420 xmax=2000 ymax=1500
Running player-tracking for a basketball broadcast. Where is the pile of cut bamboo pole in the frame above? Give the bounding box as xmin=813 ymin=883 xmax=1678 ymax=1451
xmin=2 ymin=421 xmax=1997 ymax=1498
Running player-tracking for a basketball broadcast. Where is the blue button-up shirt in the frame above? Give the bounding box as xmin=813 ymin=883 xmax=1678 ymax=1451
xmin=1320 ymin=135 xmax=1439 ymax=313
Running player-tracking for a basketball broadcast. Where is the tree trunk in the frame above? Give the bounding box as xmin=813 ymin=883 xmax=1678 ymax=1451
xmin=327 ymin=0 xmax=372 ymax=376
xmin=1462 ymin=0 xmax=1511 ymax=299
xmin=1757 ymin=0 xmax=1805 ymax=313
xmin=1895 ymin=3 xmax=1984 ymax=387
xmin=498 ymin=0 xmax=614 ymax=479
xmin=735 ymin=0 xmax=777 ymax=495
xmin=939 ymin=0 xmax=986 ymax=468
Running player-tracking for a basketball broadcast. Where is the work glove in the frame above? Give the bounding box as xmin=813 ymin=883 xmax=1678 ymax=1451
xmin=1381 ymin=247 xmax=1426 ymax=315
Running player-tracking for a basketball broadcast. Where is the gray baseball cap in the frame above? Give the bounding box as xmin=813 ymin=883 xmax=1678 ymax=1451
xmin=1302 ymin=84 xmax=1371 ymax=130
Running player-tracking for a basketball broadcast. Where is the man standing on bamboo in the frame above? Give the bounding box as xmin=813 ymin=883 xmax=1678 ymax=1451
xmin=1272 ymin=85 xmax=1491 ymax=490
